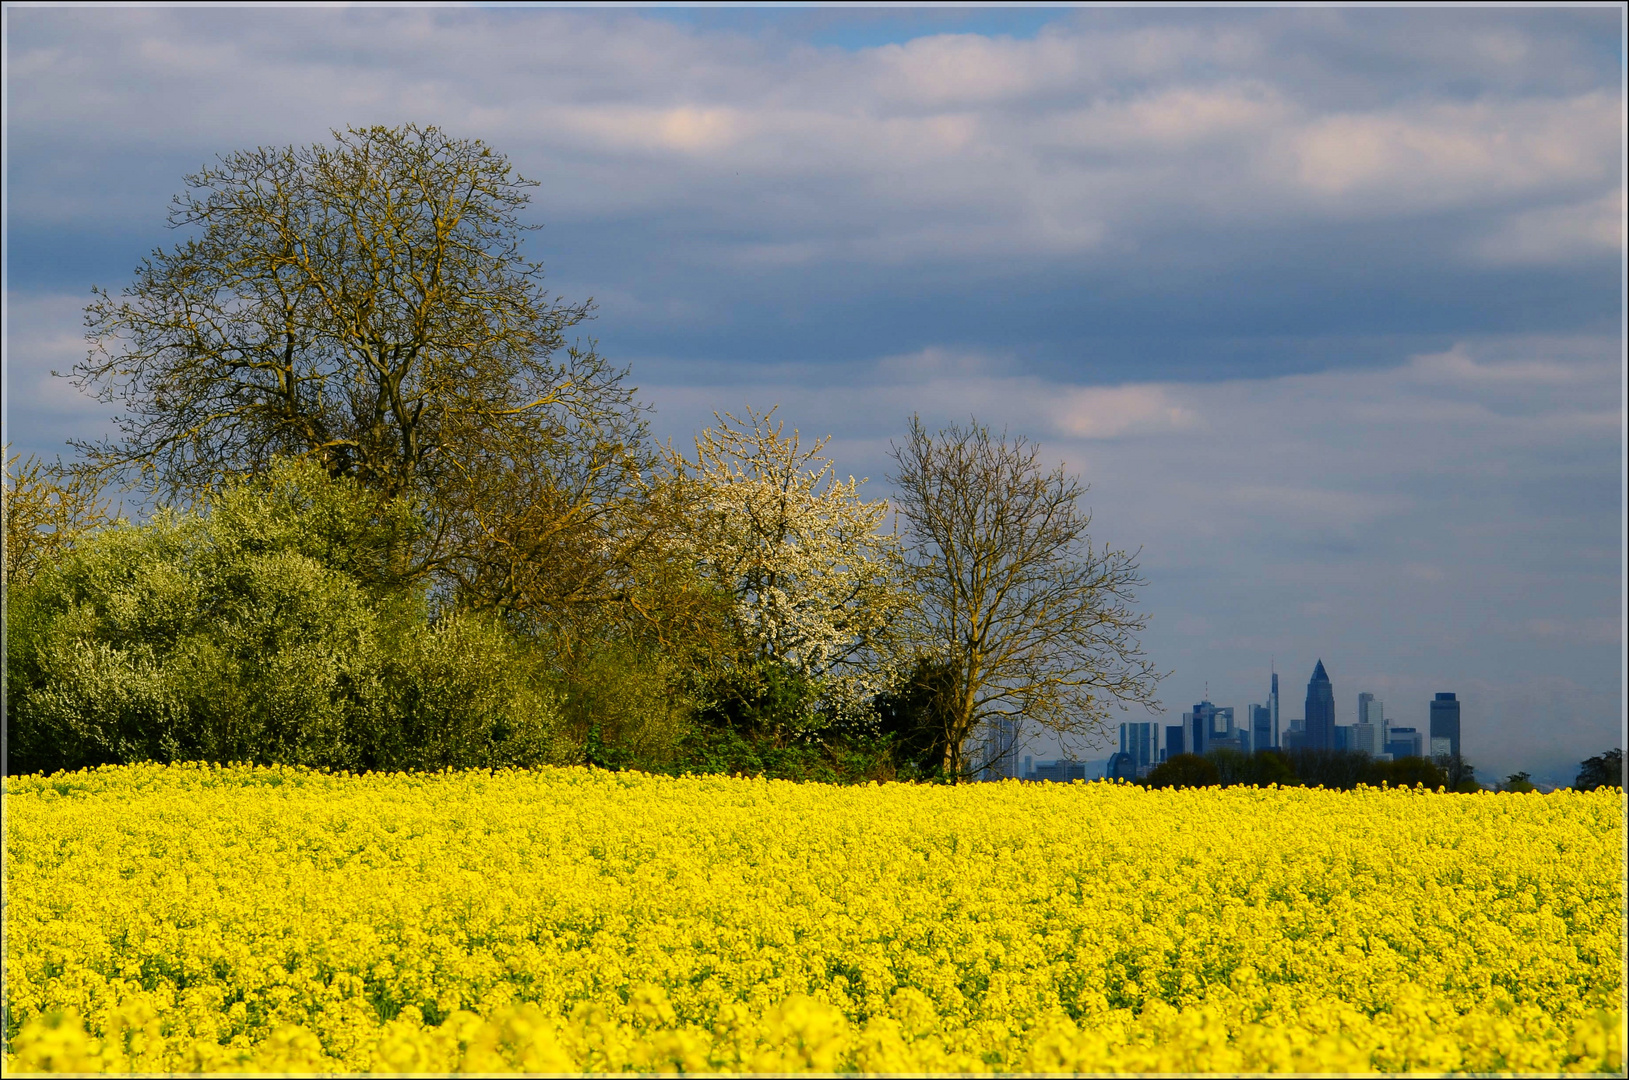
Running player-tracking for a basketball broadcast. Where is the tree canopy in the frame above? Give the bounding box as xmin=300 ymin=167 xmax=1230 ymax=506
xmin=888 ymin=417 xmax=1163 ymax=778
xmin=70 ymin=124 xmax=651 ymax=620
xmin=665 ymin=408 xmax=911 ymax=732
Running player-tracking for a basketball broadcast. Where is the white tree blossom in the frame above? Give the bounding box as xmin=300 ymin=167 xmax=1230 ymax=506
xmin=664 ymin=408 xmax=911 ymax=721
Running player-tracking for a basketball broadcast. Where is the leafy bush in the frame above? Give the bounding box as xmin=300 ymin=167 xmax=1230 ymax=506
xmin=374 ymin=609 xmax=571 ymax=772
xmin=7 ymin=509 xmax=380 ymax=772
xmin=553 ymin=638 xmax=694 ymax=770
xmin=4 ymin=460 xmax=565 ymax=775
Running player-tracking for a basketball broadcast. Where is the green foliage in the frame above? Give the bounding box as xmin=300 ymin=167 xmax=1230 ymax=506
xmin=1209 ymin=748 xmax=1298 ymax=788
xmin=1136 ymin=749 xmax=1466 ymax=793
xmin=201 ymin=457 xmax=422 ymax=595
xmin=374 ymin=609 xmax=571 ymax=772
xmin=1501 ymin=771 xmax=1537 ymax=793
xmin=7 ymin=507 xmax=377 ymax=772
xmin=1144 ymin=754 xmax=1221 ymax=789
xmin=869 ymin=656 xmax=958 ymax=780
xmin=1573 ymin=748 xmax=1623 ymax=792
xmin=5 ymin=460 xmax=564 ymax=775
xmin=553 ymin=639 xmax=694 ymax=769
xmin=666 ymin=724 xmax=901 ymax=785
xmin=693 ymin=658 xmax=825 ymax=745
xmin=1370 ymin=756 xmax=1449 ymax=789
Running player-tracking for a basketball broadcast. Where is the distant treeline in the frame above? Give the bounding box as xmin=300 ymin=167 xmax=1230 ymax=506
xmin=1142 ymin=747 xmax=1624 ymax=793
xmin=1142 ymin=748 xmax=1480 ymax=792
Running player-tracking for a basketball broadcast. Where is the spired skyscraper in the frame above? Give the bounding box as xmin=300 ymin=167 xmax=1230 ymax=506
xmin=1250 ymin=669 xmax=1280 ymax=751
xmin=1304 ymin=659 xmax=1336 ymax=751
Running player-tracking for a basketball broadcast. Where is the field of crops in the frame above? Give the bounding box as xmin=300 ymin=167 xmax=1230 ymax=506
xmin=5 ymin=764 xmax=1623 ymax=1074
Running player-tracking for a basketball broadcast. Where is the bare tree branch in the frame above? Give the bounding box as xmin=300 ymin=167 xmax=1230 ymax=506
xmin=888 ymin=416 xmax=1165 ymax=780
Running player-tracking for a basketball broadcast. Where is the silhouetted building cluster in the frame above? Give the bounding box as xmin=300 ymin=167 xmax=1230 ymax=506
xmin=979 ymin=659 xmax=1464 ymax=783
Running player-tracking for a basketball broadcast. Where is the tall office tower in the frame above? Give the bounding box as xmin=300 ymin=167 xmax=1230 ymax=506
xmin=1187 ymin=701 xmax=1241 ymax=756
xmin=1189 ymin=701 xmax=1212 ymax=756
xmin=1250 ymin=704 xmax=1272 ymax=753
xmin=1429 ymin=693 xmax=1461 ymax=759
xmin=1304 ymin=660 xmax=1336 ymax=750
xmin=1281 ymin=717 xmax=1304 ymax=750
xmin=1352 ymin=691 xmax=1384 ymax=758
xmin=1270 ymin=671 xmax=1281 ymax=748
xmin=1164 ymin=725 xmax=1185 ymax=759
xmin=1120 ymin=722 xmax=1155 ymax=774
xmin=982 ymin=716 xmax=1021 ymax=780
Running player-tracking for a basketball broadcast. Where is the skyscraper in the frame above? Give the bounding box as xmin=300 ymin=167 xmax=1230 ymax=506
xmin=1186 ymin=701 xmax=1235 ymax=757
xmin=982 ymin=716 xmax=1021 ymax=780
xmin=1250 ymin=704 xmax=1272 ymax=753
xmin=1385 ymin=726 xmax=1423 ymax=758
xmin=1305 ymin=659 xmax=1335 ymax=750
xmin=1429 ymin=693 xmax=1461 ymax=759
xmin=1270 ymin=670 xmax=1280 ymax=748
xmin=1353 ymin=692 xmax=1384 ymax=757
xmin=1120 ymin=722 xmax=1155 ymax=774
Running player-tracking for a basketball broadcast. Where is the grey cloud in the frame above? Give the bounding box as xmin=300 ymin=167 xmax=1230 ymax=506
xmin=7 ymin=8 xmax=1620 ymax=271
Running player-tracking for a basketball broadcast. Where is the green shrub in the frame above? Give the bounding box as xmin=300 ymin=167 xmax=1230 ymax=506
xmin=373 ymin=609 xmax=570 ymax=771
xmin=554 ymin=639 xmax=695 ymax=770
xmin=8 ymin=509 xmax=381 ymax=772
xmin=5 ymin=461 xmax=565 ymax=775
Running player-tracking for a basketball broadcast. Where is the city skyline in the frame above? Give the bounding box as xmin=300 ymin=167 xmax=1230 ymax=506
xmin=1038 ymin=655 xmax=1589 ymax=788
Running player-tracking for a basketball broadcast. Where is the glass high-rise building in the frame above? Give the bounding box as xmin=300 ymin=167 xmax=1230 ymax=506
xmin=1186 ymin=701 xmax=1235 ymax=757
xmin=1353 ymin=692 xmax=1384 ymax=756
xmin=1270 ymin=671 xmax=1280 ymax=747
xmin=1429 ymin=693 xmax=1460 ymax=759
xmin=1250 ymin=704 xmax=1272 ymax=753
xmin=1304 ymin=659 xmax=1335 ymax=750
xmin=982 ymin=716 xmax=1021 ymax=780
xmin=1385 ymin=726 xmax=1423 ymax=758
xmin=1120 ymin=722 xmax=1156 ymax=774
xmin=1249 ymin=670 xmax=1282 ymax=751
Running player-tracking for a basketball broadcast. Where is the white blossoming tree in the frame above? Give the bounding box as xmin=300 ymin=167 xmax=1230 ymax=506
xmin=664 ymin=408 xmax=911 ymax=731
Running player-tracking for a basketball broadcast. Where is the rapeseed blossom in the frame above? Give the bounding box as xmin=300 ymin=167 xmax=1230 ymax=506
xmin=4 ymin=764 xmax=1623 ymax=1073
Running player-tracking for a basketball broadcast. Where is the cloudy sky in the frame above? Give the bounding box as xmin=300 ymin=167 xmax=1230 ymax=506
xmin=5 ymin=5 xmax=1623 ymax=784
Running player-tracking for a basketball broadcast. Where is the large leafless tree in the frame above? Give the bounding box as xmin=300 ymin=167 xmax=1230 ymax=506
xmin=889 ymin=417 xmax=1163 ymax=779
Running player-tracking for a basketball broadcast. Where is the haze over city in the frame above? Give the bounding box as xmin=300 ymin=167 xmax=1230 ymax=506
xmin=5 ymin=6 xmax=1623 ymax=786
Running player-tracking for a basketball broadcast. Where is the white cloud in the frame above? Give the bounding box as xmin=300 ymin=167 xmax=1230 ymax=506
xmin=1279 ymin=93 xmax=1620 ymax=209
xmin=1472 ymin=189 xmax=1625 ymax=265
xmin=1048 ymin=384 xmax=1200 ymax=440
xmin=5 ymin=9 xmax=1621 ymax=265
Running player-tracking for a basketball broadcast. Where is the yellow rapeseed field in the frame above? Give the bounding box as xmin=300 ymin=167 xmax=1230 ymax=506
xmin=4 ymin=763 xmax=1623 ymax=1074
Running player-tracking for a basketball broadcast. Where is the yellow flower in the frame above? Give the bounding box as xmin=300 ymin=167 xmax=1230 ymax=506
xmin=4 ymin=764 xmax=1622 ymax=1073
